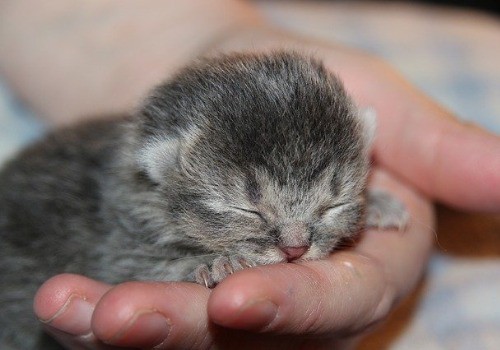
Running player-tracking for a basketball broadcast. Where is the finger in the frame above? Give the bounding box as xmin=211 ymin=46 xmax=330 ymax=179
xmin=208 ymin=169 xmax=434 ymax=335
xmin=373 ymin=84 xmax=500 ymax=213
xmin=215 ymin=33 xmax=500 ymax=210
xmin=91 ymin=281 xmax=212 ymax=349
xmin=91 ymin=281 xmax=360 ymax=350
xmin=324 ymin=52 xmax=500 ymax=212
xmin=33 ymin=273 xmax=112 ymax=349
xmin=356 ymin=170 xmax=435 ymax=297
xmin=210 ymin=328 xmax=360 ymax=350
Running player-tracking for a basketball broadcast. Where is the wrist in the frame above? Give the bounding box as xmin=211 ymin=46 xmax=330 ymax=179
xmin=0 ymin=0 xmax=265 ymax=124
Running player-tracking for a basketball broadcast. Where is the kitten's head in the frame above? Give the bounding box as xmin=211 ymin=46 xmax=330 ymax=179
xmin=135 ymin=52 xmax=374 ymax=264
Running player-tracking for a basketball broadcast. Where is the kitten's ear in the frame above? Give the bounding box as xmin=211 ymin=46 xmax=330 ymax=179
xmin=134 ymin=83 xmax=202 ymax=183
xmin=136 ymin=127 xmax=201 ymax=183
xmin=359 ymin=107 xmax=377 ymax=153
xmin=137 ymin=135 xmax=181 ymax=183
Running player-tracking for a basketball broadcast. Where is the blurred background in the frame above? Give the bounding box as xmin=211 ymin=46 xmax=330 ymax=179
xmin=369 ymin=0 xmax=499 ymax=14
xmin=0 ymin=1 xmax=499 ymax=349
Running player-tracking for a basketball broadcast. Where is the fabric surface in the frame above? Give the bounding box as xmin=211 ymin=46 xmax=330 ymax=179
xmin=0 ymin=81 xmax=45 ymax=162
xmin=1 ymin=1 xmax=499 ymax=349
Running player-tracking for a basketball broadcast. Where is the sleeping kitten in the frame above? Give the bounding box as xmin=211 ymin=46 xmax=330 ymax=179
xmin=0 ymin=51 xmax=407 ymax=349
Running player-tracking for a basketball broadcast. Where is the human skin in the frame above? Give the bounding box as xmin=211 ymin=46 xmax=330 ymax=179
xmin=1 ymin=1 xmax=499 ymax=349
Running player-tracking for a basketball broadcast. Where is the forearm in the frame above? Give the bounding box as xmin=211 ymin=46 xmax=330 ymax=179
xmin=0 ymin=0 xmax=263 ymax=124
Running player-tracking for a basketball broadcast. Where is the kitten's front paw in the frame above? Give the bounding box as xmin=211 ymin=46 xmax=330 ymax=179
xmin=194 ymin=255 xmax=255 ymax=288
xmin=366 ymin=190 xmax=409 ymax=231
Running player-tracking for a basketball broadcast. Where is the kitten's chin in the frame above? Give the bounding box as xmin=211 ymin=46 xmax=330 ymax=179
xmin=297 ymin=244 xmax=329 ymax=262
xmin=249 ymin=247 xmax=288 ymax=266
xmin=249 ymin=244 xmax=330 ymax=266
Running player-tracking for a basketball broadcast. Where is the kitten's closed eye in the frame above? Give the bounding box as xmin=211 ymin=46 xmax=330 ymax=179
xmin=229 ymin=206 xmax=267 ymax=223
xmin=319 ymin=202 xmax=351 ymax=218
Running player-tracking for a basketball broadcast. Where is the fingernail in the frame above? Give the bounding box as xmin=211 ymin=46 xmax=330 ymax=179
xmin=39 ymin=295 xmax=94 ymax=335
xmin=107 ymin=311 xmax=171 ymax=349
xmin=232 ymin=299 xmax=278 ymax=330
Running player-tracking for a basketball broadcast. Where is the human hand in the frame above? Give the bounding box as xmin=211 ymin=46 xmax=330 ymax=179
xmin=35 ymin=168 xmax=433 ymax=349
xmin=31 ymin=6 xmax=500 ymax=350
xmin=212 ymin=26 xmax=500 ymax=213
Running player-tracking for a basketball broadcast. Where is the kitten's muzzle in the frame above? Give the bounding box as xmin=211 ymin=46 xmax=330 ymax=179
xmin=280 ymin=245 xmax=309 ymax=262
xmin=278 ymin=222 xmax=311 ymax=261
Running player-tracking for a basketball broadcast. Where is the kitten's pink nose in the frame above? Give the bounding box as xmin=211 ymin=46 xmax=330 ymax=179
xmin=280 ymin=246 xmax=309 ymax=261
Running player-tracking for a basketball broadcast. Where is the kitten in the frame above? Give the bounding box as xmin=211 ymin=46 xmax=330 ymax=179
xmin=0 ymin=51 xmax=407 ymax=348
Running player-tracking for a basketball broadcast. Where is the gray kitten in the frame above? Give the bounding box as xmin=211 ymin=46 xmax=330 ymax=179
xmin=0 ymin=52 xmax=407 ymax=349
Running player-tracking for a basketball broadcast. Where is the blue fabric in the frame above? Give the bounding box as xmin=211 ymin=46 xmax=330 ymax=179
xmin=0 ymin=81 xmax=46 ymax=162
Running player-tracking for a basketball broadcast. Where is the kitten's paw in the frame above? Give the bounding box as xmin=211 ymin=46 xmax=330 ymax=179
xmin=194 ymin=255 xmax=255 ymax=288
xmin=366 ymin=190 xmax=409 ymax=231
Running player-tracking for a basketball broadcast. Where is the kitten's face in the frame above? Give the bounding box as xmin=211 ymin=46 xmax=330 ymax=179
xmin=164 ymin=138 xmax=368 ymax=265
xmin=136 ymin=52 xmax=372 ymax=264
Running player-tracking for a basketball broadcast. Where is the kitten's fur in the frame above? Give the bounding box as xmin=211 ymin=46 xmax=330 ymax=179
xmin=0 ymin=52 xmax=407 ymax=348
